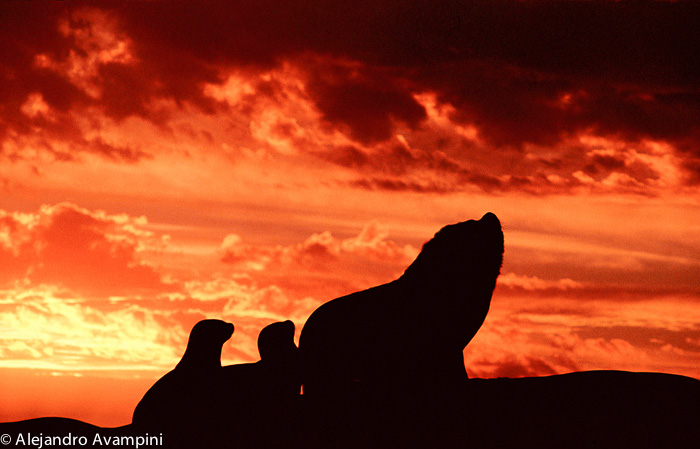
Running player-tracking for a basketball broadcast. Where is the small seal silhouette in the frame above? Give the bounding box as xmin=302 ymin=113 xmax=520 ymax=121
xmin=219 ymin=319 xmax=300 ymax=402
xmin=300 ymin=213 xmax=504 ymax=399
xmin=132 ymin=319 xmax=234 ymax=428
xmin=214 ymin=320 xmax=301 ymax=448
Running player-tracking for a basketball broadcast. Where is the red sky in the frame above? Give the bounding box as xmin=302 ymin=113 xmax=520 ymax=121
xmin=1 ymin=1 xmax=699 ymax=427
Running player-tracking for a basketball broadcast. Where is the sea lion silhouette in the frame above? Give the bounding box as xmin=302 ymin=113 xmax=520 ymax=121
xmin=219 ymin=319 xmax=300 ymax=401
xmin=214 ymin=320 xmax=301 ymax=448
xmin=300 ymin=213 xmax=504 ymax=399
xmin=131 ymin=319 xmax=234 ymax=429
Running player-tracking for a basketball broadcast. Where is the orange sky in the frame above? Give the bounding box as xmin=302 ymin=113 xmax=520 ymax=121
xmin=1 ymin=1 xmax=699 ymax=427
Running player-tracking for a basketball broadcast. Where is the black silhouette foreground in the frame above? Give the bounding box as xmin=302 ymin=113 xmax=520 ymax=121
xmin=131 ymin=319 xmax=300 ymax=448
xmin=132 ymin=319 xmax=234 ymax=432
xmin=300 ymin=212 xmax=504 ymax=401
xmin=215 ymin=320 xmax=301 ymax=449
xmin=2 ymin=213 xmax=700 ymax=448
xmin=3 ymin=371 xmax=699 ymax=449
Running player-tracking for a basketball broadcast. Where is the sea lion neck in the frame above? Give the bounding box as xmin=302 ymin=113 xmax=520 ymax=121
xmin=176 ymin=342 xmax=224 ymax=371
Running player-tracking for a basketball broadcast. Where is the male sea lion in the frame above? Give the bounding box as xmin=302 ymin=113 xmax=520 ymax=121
xmin=300 ymin=213 xmax=504 ymax=399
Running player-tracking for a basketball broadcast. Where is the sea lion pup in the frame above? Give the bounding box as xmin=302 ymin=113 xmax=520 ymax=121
xmin=252 ymin=319 xmax=300 ymax=398
xmin=219 ymin=320 xmax=300 ymax=402
xmin=131 ymin=319 xmax=234 ymax=429
xmin=216 ymin=320 xmax=300 ymax=448
xmin=299 ymin=213 xmax=504 ymax=400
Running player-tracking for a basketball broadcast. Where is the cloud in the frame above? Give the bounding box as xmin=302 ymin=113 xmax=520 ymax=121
xmin=221 ymin=221 xmax=417 ymax=270
xmin=0 ymin=203 xmax=170 ymax=296
xmin=498 ymin=273 xmax=583 ymax=292
xmin=578 ymin=325 xmax=700 ymax=358
xmin=2 ymin=1 xmax=699 ymax=192
xmin=464 ymin=315 xmax=581 ymax=379
xmin=317 ymin=96 xmax=691 ymax=195
xmin=0 ymin=5 xmax=153 ymax=164
xmin=349 ymin=177 xmax=457 ymax=194
xmin=465 ymin=292 xmax=700 ymax=380
xmin=0 ymin=273 xmax=317 ymax=372
xmin=501 ymin=222 xmax=700 ymax=302
xmin=36 ymin=7 xmax=137 ymax=101
xmin=1 ymin=1 xmax=699 ymax=201
xmin=341 ymin=221 xmax=419 ymax=263
xmin=218 ymin=222 xmax=420 ymax=308
xmin=0 ymin=285 xmax=183 ymax=371
xmin=220 ymin=231 xmax=340 ymax=271
xmin=302 ymin=58 xmax=427 ymax=144
xmin=466 ymin=314 xmax=648 ymax=379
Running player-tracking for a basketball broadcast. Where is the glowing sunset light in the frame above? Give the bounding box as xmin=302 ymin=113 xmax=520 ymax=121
xmin=1 ymin=1 xmax=699 ymax=427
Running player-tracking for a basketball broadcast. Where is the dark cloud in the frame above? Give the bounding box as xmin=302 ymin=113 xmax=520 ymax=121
xmin=0 ymin=5 xmax=83 ymax=110
xmin=349 ymin=177 xmax=455 ymax=194
xmin=304 ymin=62 xmax=427 ymax=144
xmin=331 ymin=142 xmax=586 ymax=194
xmin=97 ymin=62 xmax=157 ymax=121
xmin=584 ymin=154 xmax=626 ymax=175
xmin=682 ymin=157 xmax=700 ymax=184
xmin=321 ymin=145 xmax=371 ymax=169
xmin=0 ymin=111 xmax=150 ymax=164
xmin=326 ymin=143 xmax=514 ymax=193
xmin=87 ymin=138 xmax=151 ymax=163
xmin=2 ymin=1 xmax=700 ymax=183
